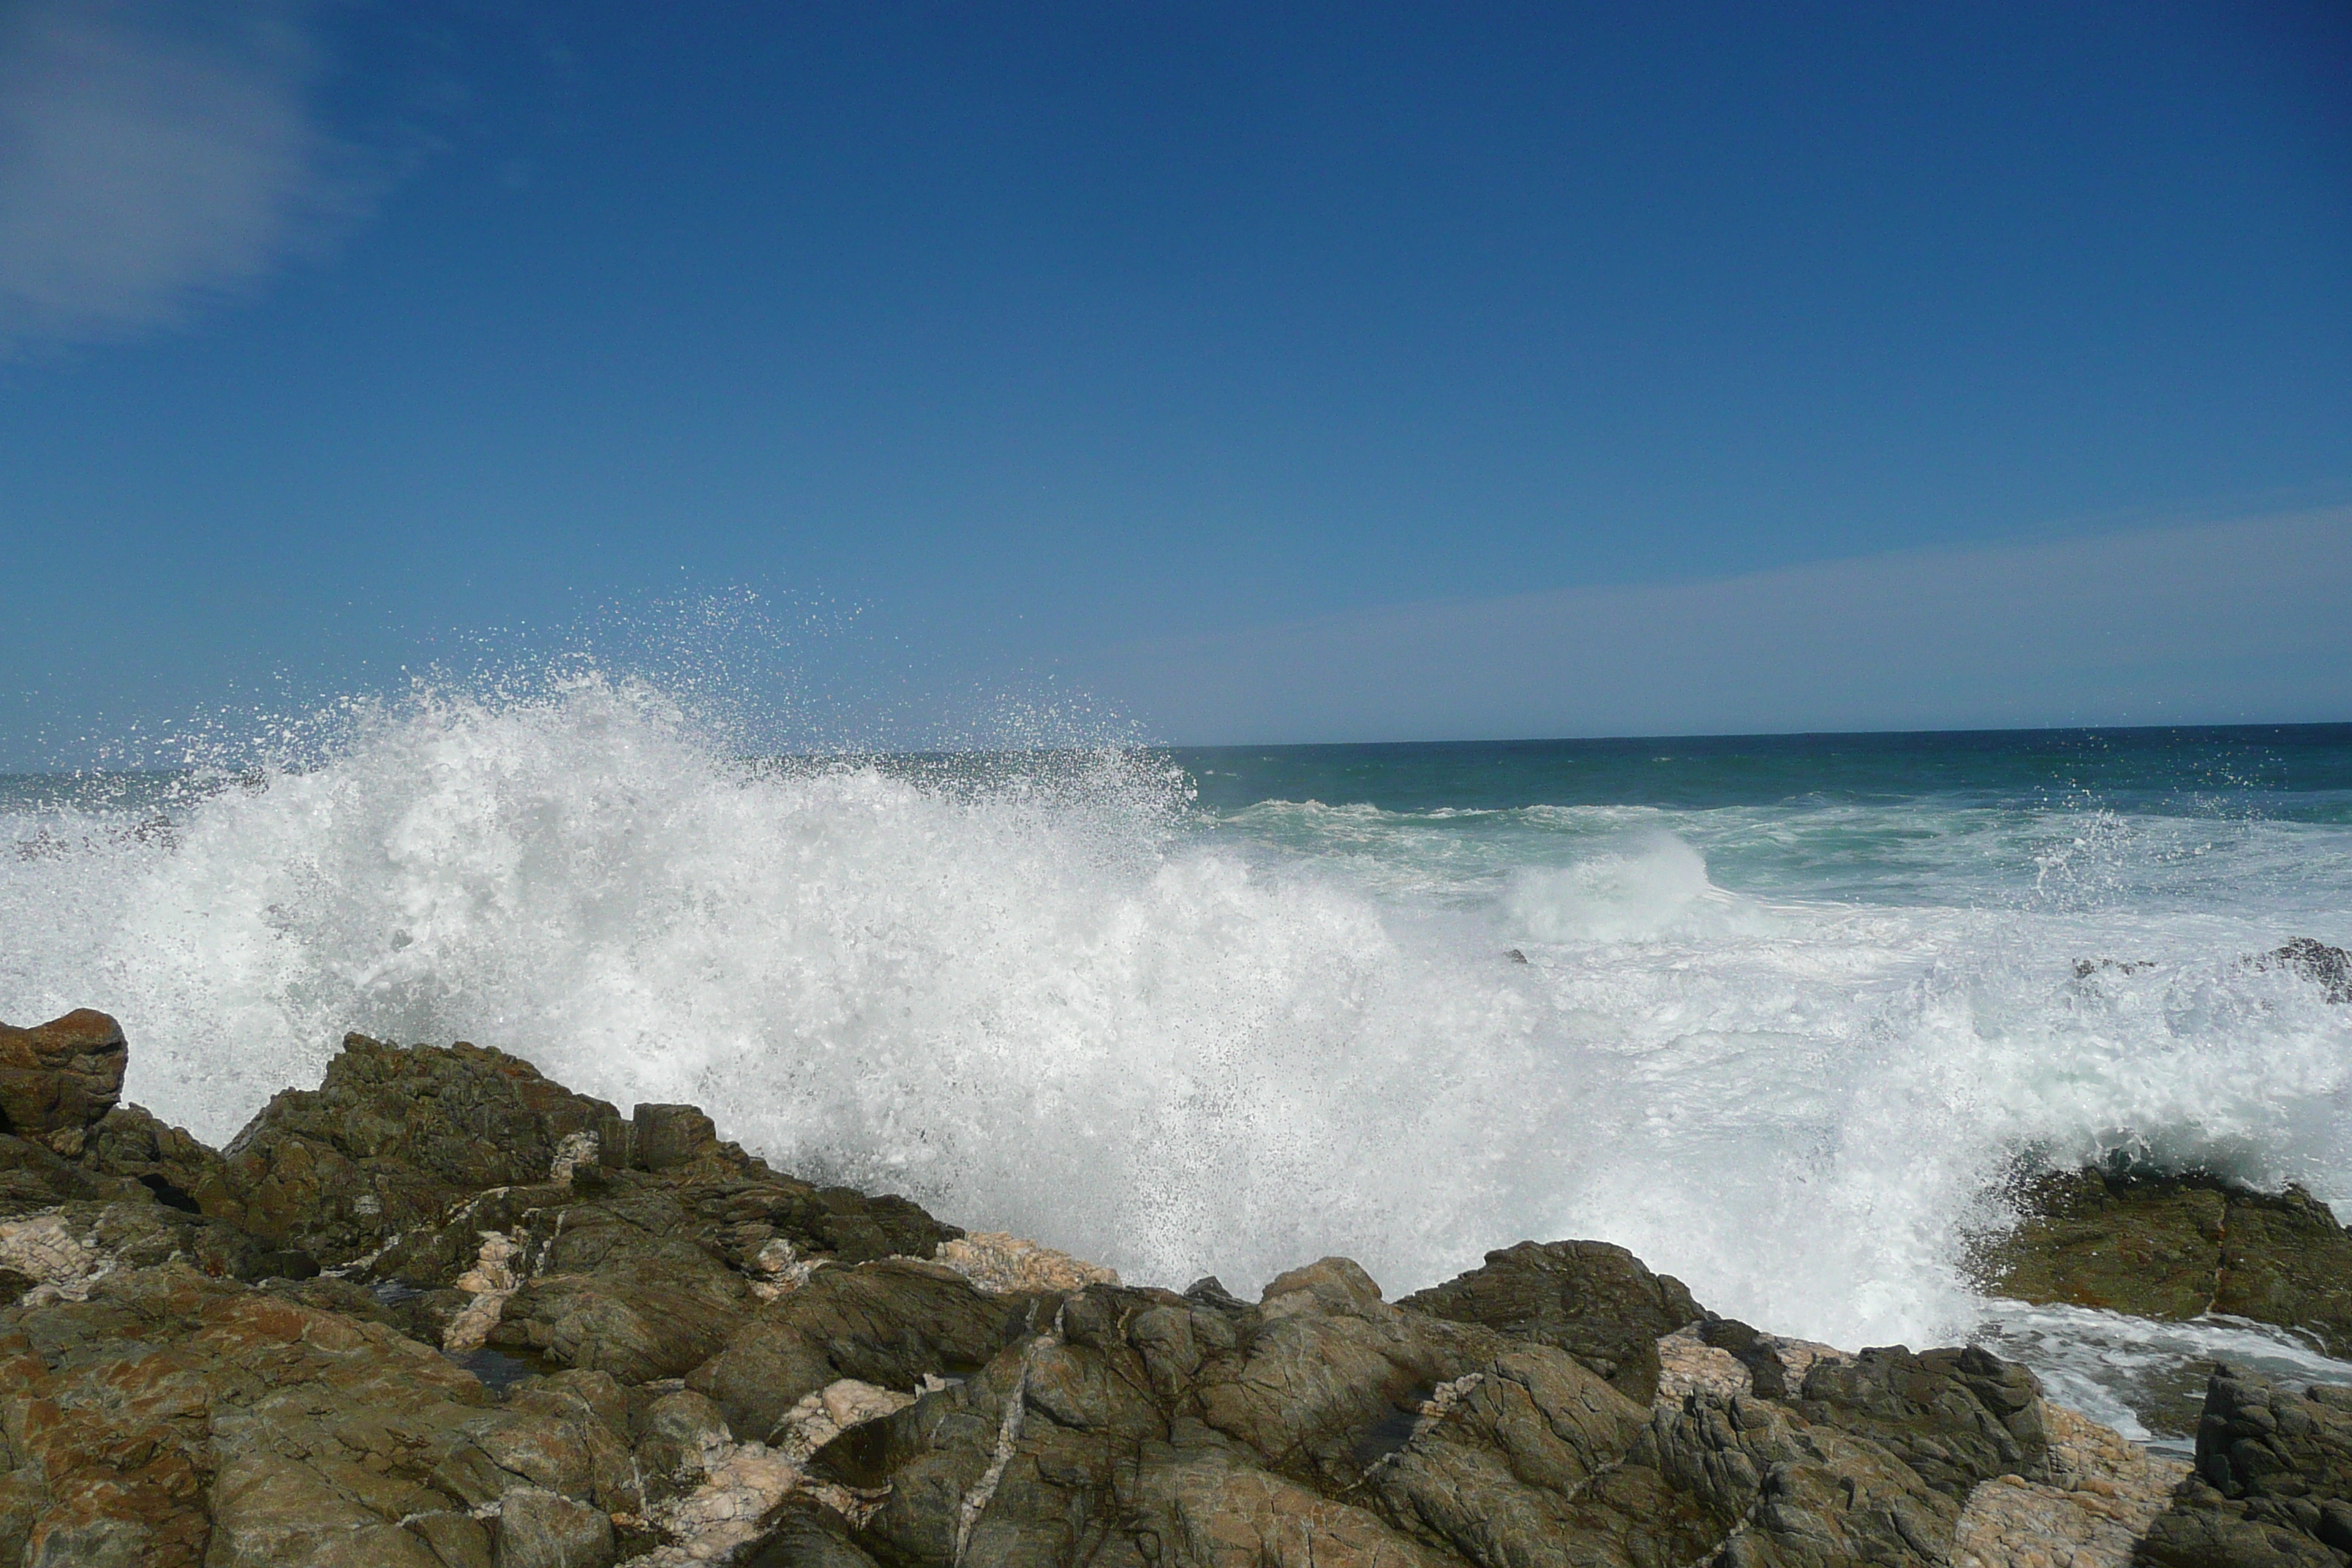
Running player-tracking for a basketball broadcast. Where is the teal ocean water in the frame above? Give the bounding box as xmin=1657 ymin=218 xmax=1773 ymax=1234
xmin=4 ymin=695 xmax=2348 ymax=1441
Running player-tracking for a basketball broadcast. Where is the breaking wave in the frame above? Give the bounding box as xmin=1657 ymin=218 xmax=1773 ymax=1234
xmin=2 ymin=674 xmax=2348 ymax=1376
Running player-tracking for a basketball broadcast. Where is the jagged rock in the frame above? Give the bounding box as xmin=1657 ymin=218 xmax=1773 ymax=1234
xmin=633 ymin=1387 xmax=734 ymax=1506
xmin=0 ymin=1263 xmax=635 ymax=1568
xmin=932 ymin=1231 xmax=1120 ymax=1294
xmin=1952 ymin=1403 xmax=2189 ymax=1568
xmin=830 ymin=1271 xmax=1471 ymax=1568
xmin=73 ymin=1104 xmax=237 ymax=1220
xmin=1 ymin=1199 xmax=314 ymax=1306
xmin=1643 ymin=1389 xmax=1964 ymax=1568
xmin=1794 ymin=1344 xmax=2048 ymax=1500
xmin=2136 ymin=1367 xmax=2352 ymax=1568
xmin=1397 ymin=1238 xmax=1705 ymax=1403
xmin=1196 ymin=1258 xmax=1520 ymax=1491
xmin=793 ymin=1257 xmax=2073 ymax=1568
xmin=495 ymin=1487 xmax=615 ymax=1568
xmin=632 ymin=1103 xmax=723 ymax=1172
xmin=0 ymin=1133 xmax=110 ymax=1218
xmin=366 ymin=1158 xmax=955 ymax=1381
xmin=217 ymin=1034 xmax=631 ymax=1267
xmin=0 ymin=1017 xmax=2162 ymax=1568
xmin=687 ymin=1258 xmax=1045 ymax=1444
xmin=1977 ymin=1168 xmax=2352 ymax=1357
xmin=743 ymin=1499 xmax=884 ymax=1566
xmin=0 ymin=1009 xmax=127 ymax=1142
xmin=1365 ymin=1345 xmax=1693 ymax=1565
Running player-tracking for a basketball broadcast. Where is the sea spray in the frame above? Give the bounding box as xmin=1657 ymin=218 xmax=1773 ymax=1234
xmin=1 ymin=676 xmax=2348 ymax=1384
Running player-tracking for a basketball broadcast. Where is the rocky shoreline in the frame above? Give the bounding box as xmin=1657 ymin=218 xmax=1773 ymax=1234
xmin=2 ymin=1009 xmax=2348 ymax=1568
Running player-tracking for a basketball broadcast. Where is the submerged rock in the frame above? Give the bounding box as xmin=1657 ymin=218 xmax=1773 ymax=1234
xmin=2253 ymin=938 xmax=2352 ymax=1005
xmin=1975 ymin=1166 xmax=2352 ymax=1357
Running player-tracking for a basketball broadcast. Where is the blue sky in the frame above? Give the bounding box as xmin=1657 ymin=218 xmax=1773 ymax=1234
xmin=2 ymin=1 xmax=2348 ymax=759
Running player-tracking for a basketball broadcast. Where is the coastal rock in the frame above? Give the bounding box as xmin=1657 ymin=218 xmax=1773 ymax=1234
xmin=2209 ymin=1193 xmax=2352 ymax=1360
xmin=0 ymin=1262 xmax=634 ymax=1568
xmin=1794 ymin=1343 xmax=2049 ymax=1500
xmin=1397 ymin=1238 xmax=1705 ymax=1403
xmin=72 ymin=1105 xmax=238 ymax=1221
xmin=1951 ymin=1403 xmax=2190 ymax=1568
xmin=366 ymin=1157 xmax=955 ymax=1382
xmin=795 ymin=1253 xmax=2072 ymax=1568
xmin=687 ymin=1258 xmax=1044 ymax=1444
xmin=932 ymin=1231 xmax=1120 ymax=1294
xmin=0 ymin=1199 xmax=314 ymax=1305
xmin=0 ymin=1132 xmax=109 ymax=1218
xmin=0 ymin=1014 xmax=2195 ymax=1568
xmin=2136 ymin=1367 xmax=2352 ymax=1568
xmin=1976 ymin=1168 xmax=2352 ymax=1357
xmin=217 ymin=1033 xmax=631 ymax=1267
xmin=826 ymin=1267 xmax=1478 ymax=1567
xmin=0 ymin=1009 xmax=127 ymax=1141
xmin=2253 ymin=938 xmax=2352 ymax=1005
xmin=436 ymin=1175 xmax=756 ymax=1381
xmin=1642 ymin=1388 xmax=1964 ymax=1568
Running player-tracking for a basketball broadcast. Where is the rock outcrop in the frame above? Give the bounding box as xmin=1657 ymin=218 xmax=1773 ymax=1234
xmin=1397 ymin=1238 xmax=1704 ymax=1403
xmin=2136 ymin=1366 xmax=2352 ymax=1568
xmin=1975 ymin=1166 xmax=2352 ymax=1357
xmin=8 ymin=1006 xmax=2312 ymax=1568
xmin=0 ymin=1010 xmax=126 ymax=1142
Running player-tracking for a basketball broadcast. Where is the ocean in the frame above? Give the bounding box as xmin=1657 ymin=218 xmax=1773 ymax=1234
xmin=4 ymin=680 xmax=2349 ymax=1446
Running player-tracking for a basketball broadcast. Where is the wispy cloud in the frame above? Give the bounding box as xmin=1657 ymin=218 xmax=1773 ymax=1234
xmin=1084 ymin=508 xmax=2352 ymax=742
xmin=0 ymin=0 xmax=367 ymax=347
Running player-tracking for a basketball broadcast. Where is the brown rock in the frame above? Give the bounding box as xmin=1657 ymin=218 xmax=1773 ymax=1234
xmin=0 ymin=1263 xmax=637 ymax=1568
xmin=0 ymin=1133 xmax=108 ymax=1218
xmin=632 ymin=1103 xmax=723 ymax=1172
xmin=494 ymin=1485 xmax=615 ymax=1568
xmin=2210 ymin=1192 xmax=2352 ymax=1360
xmin=1977 ymin=1168 xmax=2352 ymax=1358
xmin=218 ymin=1033 xmax=631 ymax=1267
xmin=74 ymin=1105 xmax=238 ymax=1221
xmin=687 ymin=1259 xmax=1044 ymax=1443
xmin=0 ymin=1010 xmax=127 ymax=1139
xmin=1397 ymin=1239 xmax=1704 ymax=1403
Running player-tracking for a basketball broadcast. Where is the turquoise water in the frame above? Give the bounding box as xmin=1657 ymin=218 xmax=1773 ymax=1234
xmin=1179 ymin=725 xmax=2352 ymax=910
xmin=2 ymin=698 xmax=2348 ymax=1439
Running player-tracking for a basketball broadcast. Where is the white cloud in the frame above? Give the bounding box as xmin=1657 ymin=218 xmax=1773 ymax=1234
xmin=0 ymin=0 xmax=364 ymax=345
xmin=1084 ymin=508 xmax=2352 ymax=742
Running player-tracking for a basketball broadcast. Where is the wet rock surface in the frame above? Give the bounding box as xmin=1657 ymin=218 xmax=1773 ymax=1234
xmin=2135 ymin=1367 xmax=2352 ymax=1568
xmin=12 ymin=1008 xmax=2342 ymax=1567
xmin=2253 ymin=939 xmax=2352 ymax=1005
xmin=1976 ymin=1167 xmax=2352 ymax=1357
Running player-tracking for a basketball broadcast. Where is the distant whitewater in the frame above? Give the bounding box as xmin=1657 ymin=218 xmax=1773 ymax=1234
xmin=4 ymin=676 xmax=2349 ymax=1438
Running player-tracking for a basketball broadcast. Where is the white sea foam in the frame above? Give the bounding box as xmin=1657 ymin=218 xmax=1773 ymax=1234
xmin=2 ymin=675 xmax=2348 ymax=1427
